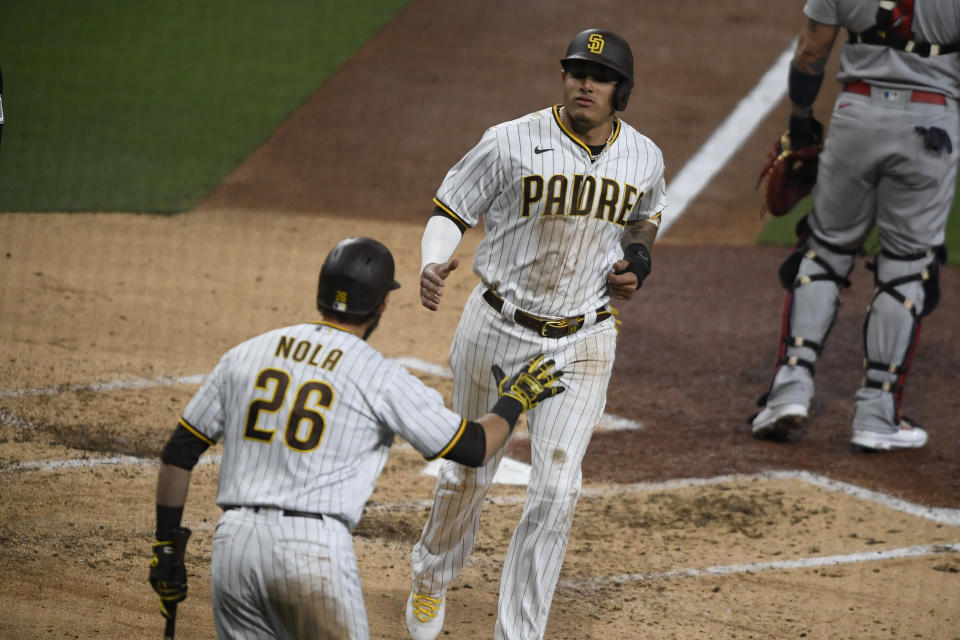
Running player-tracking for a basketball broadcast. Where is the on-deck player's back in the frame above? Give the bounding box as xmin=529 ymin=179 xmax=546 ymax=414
xmin=183 ymin=321 xmax=463 ymax=529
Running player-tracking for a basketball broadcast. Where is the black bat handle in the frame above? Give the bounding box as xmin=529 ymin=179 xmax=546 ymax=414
xmin=163 ymin=603 xmax=177 ymax=640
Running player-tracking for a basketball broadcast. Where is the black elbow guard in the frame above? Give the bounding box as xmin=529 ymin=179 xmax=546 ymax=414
xmin=441 ymin=420 xmax=487 ymax=467
xmin=161 ymin=423 xmax=211 ymax=471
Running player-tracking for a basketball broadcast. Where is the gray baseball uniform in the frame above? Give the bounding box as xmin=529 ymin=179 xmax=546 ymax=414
xmin=411 ymin=105 xmax=666 ymax=638
xmin=754 ymin=0 xmax=959 ymax=448
xmin=181 ymin=321 xmax=467 ymax=639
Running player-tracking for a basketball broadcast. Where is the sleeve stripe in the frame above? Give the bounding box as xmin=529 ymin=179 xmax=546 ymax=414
xmin=427 ymin=417 xmax=468 ymax=461
xmin=432 ymin=198 xmax=471 ymax=231
xmin=178 ymin=417 xmax=216 ymax=446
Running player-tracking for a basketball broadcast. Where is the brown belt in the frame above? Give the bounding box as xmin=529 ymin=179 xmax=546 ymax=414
xmin=843 ymin=81 xmax=947 ymax=106
xmin=482 ymin=289 xmax=612 ymax=339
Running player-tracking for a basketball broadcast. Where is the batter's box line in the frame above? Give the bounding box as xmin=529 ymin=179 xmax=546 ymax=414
xmin=365 ymin=469 xmax=960 ymax=526
xmin=0 ymin=359 xmax=643 ymax=430
xmin=5 ymin=452 xmax=960 ymax=528
xmin=557 ymin=541 xmax=960 ymax=591
xmin=0 ymin=373 xmax=209 ymax=398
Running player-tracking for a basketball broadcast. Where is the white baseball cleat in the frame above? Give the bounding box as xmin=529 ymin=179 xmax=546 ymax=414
xmin=406 ymin=590 xmax=445 ymax=640
xmin=751 ymin=403 xmax=808 ymax=440
xmin=851 ymin=419 xmax=928 ymax=451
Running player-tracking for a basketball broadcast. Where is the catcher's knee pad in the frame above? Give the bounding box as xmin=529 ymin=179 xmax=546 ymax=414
xmin=778 ymin=234 xmax=855 ymax=369
xmin=855 ymin=247 xmax=944 ymax=426
xmin=778 ymin=218 xmax=856 ymax=289
xmin=763 ymin=232 xmax=856 ymax=408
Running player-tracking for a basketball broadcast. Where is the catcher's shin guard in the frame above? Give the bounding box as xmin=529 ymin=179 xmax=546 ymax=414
xmin=761 ymin=232 xmax=855 ymax=409
xmin=853 ymin=248 xmax=944 ymax=432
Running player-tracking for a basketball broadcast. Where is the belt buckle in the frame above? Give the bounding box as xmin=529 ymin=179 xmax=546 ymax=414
xmin=541 ymin=318 xmax=577 ymax=337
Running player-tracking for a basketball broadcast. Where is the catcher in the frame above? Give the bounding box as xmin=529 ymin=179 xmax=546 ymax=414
xmin=750 ymin=0 xmax=959 ymax=451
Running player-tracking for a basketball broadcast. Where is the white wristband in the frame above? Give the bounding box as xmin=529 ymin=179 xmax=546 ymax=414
xmin=420 ymin=215 xmax=464 ymax=274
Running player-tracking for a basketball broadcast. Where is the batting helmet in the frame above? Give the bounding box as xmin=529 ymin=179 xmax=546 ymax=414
xmin=560 ymin=28 xmax=635 ymax=111
xmin=316 ymin=237 xmax=401 ymax=318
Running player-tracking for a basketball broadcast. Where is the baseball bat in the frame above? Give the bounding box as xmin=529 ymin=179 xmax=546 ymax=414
xmin=162 ymin=527 xmax=192 ymax=640
xmin=163 ymin=603 xmax=177 ymax=640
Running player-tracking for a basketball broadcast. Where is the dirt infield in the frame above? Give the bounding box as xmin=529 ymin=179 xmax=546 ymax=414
xmin=2 ymin=0 xmax=960 ymax=638
xmin=2 ymin=211 xmax=959 ymax=639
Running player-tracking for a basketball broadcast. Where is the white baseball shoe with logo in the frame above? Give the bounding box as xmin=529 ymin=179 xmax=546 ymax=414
xmin=851 ymin=418 xmax=928 ymax=451
xmin=751 ymin=403 xmax=808 ymax=440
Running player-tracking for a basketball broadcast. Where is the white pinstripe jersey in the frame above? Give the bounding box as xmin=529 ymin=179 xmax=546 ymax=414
xmin=434 ymin=105 xmax=667 ymax=318
xmin=179 ymin=321 xmax=465 ymax=529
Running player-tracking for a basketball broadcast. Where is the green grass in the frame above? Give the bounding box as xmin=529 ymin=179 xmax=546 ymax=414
xmin=755 ymin=185 xmax=960 ymax=265
xmin=0 ymin=0 xmax=409 ymax=213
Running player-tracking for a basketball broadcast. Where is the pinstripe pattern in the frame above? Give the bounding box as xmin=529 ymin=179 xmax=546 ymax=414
xmin=182 ymin=320 xmax=467 ymax=638
xmin=436 ymin=106 xmax=666 ymax=318
xmin=412 ymin=287 xmax=619 ymax=639
xmin=413 ymin=103 xmax=664 ymax=639
xmin=211 ymin=508 xmax=365 ymax=639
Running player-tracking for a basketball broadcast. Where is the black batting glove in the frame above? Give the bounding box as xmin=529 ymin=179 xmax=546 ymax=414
xmin=491 ymin=354 xmax=565 ymax=412
xmin=149 ymin=528 xmax=189 ymax=619
xmin=616 ymin=243 xmax=651 ymax=289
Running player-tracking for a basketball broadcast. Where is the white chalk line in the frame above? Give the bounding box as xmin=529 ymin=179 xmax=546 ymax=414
xmin=661 ymin=39 xmax=796 ymax=233
xmin=0 ymin=38 xmax=795 ymax=438
xmin=0 ymin=41 xmax=798 ymax=437
xmin=0 ymin=358 xmax=643 ymax=433
xmin=5 ymin=450 xmax=957 ymax=528
xmin=0 ymin=373 xmax=208 ymax=398
xmin=558 ymin=542 xmax=960 ymax=591
xmin=6 ymin=453 xmax=957 ymax=585
xmin=4 ymin=43 xmax=954 ymax=586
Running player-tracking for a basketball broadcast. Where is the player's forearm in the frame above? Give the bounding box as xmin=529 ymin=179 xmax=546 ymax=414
xmin=155 ymin=463 xmax=191 ymax=535
xmin=790 ymin=18 xmax=838 ymax=116
xmin=794 ymin=19 xmax=837 ymax=75
xmin=621 ymin=219 xmax=657 ymax=251
xmin=420 ymin=214 xmax=464 ymax=274
xmin=156 ymin=463 xmax=191 ymax=508
xmin=476 ymin=413 xmax=513 ymax=464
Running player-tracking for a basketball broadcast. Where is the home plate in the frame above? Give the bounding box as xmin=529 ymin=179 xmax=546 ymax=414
xmin=596 ymin=412 xmax=643 ymax=431
xmin=421 ymin=456 xmax=533 ymax=486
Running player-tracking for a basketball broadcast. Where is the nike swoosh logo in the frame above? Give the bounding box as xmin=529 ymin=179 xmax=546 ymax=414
xmin=534 ymin=146 xmax=553 ymax=154
xmin=838 ymin=102 xmax=852 ymax=109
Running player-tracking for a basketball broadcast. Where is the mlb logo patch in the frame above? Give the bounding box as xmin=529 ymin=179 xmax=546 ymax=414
xmin=881 ymin=90 xmax=901 ymax=101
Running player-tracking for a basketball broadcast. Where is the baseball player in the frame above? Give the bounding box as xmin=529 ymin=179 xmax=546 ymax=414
xmin=406 ymin=29 xmax=666 ymax=640
xmin=148 ymin=237 xmax=566 ymax=639
xmin=750 ymin=0 xmax=960 ymax=450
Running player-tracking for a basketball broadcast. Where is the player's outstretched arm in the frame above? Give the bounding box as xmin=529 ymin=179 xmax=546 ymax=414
xmin=420 ymin=258 xmax=459 ymax=311
xmin=443 ymin=355 xmax=565 ymax=467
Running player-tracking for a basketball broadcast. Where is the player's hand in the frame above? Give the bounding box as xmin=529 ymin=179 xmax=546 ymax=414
xmin=607 ymin=260 xmax=639 ymax=300
xmin=420 ymin=258 xmax=459 ymax=311
xmin=491 ymin=354 xmax=565 ymax=411
xmin=149 ymin=529 xmax=190 ymax=619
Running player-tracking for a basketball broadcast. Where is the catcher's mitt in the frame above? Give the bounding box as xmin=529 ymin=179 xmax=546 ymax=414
xmin=756 ymin=118 xmax=823 ymax=217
